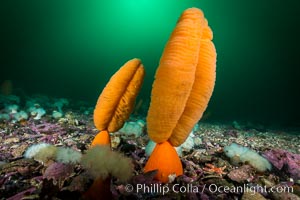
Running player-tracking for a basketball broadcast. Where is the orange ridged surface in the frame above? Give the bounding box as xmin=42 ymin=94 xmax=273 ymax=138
xmin=169 ymin=38 xmax=216 ymax=146
xmin=93 ymin=58 xmax=145 ymax=132
xmin=202 ymin=19 xmax=213 ymax=40
xmin=108 ymin=65 xmax=145 ymax=131
xmin=147 ymin=8 xmax=206 ymax=143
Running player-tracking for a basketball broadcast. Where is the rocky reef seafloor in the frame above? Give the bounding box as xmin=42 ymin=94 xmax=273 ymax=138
xmin=0 ymin=95 xmax=300 ymax=199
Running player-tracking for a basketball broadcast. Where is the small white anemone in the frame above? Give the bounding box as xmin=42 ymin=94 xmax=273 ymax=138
xmin=24 ymin=143 xmax=51 ymax=159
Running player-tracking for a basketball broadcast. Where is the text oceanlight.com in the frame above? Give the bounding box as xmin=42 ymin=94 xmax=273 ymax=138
xmin=125 ymin=183 xmax=293 ymax=195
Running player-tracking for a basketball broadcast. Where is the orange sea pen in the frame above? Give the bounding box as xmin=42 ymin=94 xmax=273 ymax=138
xmin=147 ymin=8 xmax=206 ymax=143
xmin=143 ymin=141 xmax=183 ymax=183
xmin=86 ymin=59 xmax=144 ymax=198
xmin=83 ymin=176 xmax=112 ymax=200
xmin=145 ymin=8 xmax=216 ymax=183
xmin=91 ymin=58 xmax=145 ymax=146
xmin=169 ymin=24 xmax=216 ymax=146
xmin=91 ymin=130 xmax=111 ymax=146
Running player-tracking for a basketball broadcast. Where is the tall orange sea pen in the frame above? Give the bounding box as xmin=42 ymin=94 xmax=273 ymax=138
xmin=144 ymin=8 xmax=216 ymax=183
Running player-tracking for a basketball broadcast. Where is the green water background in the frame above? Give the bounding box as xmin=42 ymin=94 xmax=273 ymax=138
xmin=1 ymin=0 xmax=299 ymax=127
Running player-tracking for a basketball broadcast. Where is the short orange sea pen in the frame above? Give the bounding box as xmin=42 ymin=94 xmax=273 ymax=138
xmin=85 ymin=58 xmax=144 ymax=199
xmin=91 ymin=58 xmax=145 ymax=147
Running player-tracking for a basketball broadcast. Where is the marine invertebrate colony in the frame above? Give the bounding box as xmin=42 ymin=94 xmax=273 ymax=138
xmin=87 ymin=58 xmax=144 ymax=199
xmin=81 ymin=146 xmax=133 ymax=200
xmin=224 ymin=143 xmax=271 ymax=172
xmin=91 ymin=58 xmax=145 ymax=146
xmin=144 ymin=7 xmax=217 ymax=183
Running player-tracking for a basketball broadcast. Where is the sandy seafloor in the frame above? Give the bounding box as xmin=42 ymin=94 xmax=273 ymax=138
xmin=0 ymin=94 xmax=300 ymax=200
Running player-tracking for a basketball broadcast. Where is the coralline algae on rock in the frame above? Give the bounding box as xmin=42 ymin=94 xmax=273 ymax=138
xmin=263 ymin=149 xmax=300 ymax=180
